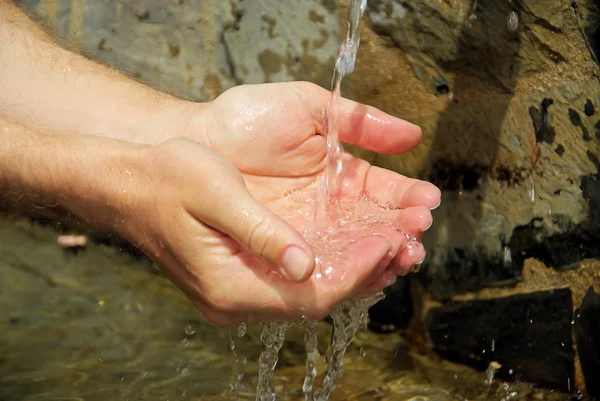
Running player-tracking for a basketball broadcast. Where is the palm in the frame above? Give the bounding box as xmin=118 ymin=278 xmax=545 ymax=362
xmin=173 ymin=82 xmax=441 ymax=321
xmin=203 ymin=83 xmax=435 ymax=210
xmin=204 ymin=83 xmax=327 ymax=184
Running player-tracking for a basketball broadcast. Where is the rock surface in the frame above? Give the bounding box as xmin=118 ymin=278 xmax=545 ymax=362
xmin=574 ymin=285 xmax=600 ymax=398
xmin=426 ymin=288 xmax=575 ymax=391
xmin=223 ymin=0 xmax=340 ymax=87
xmin=413 ymin=258 xmax=600 ymax=396
xmin=347 ymin=0 xmax=600 ymax=301
xmin=18 ymin=0 xmax=341 ymax=100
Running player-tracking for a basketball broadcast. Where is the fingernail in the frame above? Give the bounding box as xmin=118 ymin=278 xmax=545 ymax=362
xmin=424 ymin=220 xmax=433 ymax=231
xmin=281 ymin=246 xmax=313 ymax=282
xmin=376 ymin=249 xmax=393 ymax=271
xmin=416 ymin=251 xmax=426 ymax=265
xmin=383 ymin=270 xmax=397 ymax=287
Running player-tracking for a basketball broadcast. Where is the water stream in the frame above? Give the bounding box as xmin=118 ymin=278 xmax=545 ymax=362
xmin=316 ymin=0 xmax=367 ymax=212
xmin=253 ymin=1 xmax=394 ymax=400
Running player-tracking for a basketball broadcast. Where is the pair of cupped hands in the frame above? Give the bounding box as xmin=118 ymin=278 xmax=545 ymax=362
xmin=72 ymin=82 xmax=440 ymax=325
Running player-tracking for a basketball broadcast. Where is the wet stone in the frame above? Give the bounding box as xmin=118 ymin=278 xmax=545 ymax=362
xmin=425 ymin=289 xmax=575 ymax=392
xmin=574 ymin=286 xmax=600 ymax=398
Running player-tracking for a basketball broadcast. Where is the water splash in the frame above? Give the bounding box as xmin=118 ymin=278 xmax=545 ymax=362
xmin=485 ymin=361 xmax=502 ymax=385
xmin=255 ymin=322 xmax=290 ymax=401
xmin=229 ymin=323 xmax=248 ymax=400
xmin=302 ymin=321 xmax=319 ymax=401
xmin=314 ymin=293 xmax=385 ymax=401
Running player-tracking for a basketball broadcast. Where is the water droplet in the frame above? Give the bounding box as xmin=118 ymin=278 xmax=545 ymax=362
xmin=184 ymin=324 xmax=195 ymax=336
xmin=485 ymin=361 xmax=502 ymax=385
xmin=529 ymin=186 xmax=536 ymax=202
xmin=237 ymin=322 xmax=247 ymax=337
xmin=503 ymin=246 xmax=512 ymax=267
xmin=507 ymin=11 xmax=519 ymax=31
xmin=178 ymin=338 xmax=189 ymax=348
xmin=359 ymin=347 xmax=367 ymax=358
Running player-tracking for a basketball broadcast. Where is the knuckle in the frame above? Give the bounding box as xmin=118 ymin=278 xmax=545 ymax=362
xmin=247 ymin=219 xmax=276 ymax=260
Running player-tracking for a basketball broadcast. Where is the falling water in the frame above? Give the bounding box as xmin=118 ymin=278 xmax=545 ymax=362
xmin=253 ymin=1 xmax=401 ymax=400
xmin=312 ymin=294 xmax=385 ymax=401
xmin=229 ymin=323 xmax=248 ymax=401
xmin=256 ymin=322 xmax=290 ymax=401
xmin=316 ymin=0 xmax=368 ymax=215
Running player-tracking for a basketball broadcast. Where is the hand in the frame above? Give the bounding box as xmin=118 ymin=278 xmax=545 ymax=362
xmin=58 ymin=135 xmax=431 ymax=325
xmin=137 ymin=81 xmax=438 ymax=321
xmin=189 ymin=81 xmax=440 ymax=274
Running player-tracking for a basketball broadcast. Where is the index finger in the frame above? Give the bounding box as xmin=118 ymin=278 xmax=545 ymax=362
xmin=296 ymin=82 xmax=423 ymax=154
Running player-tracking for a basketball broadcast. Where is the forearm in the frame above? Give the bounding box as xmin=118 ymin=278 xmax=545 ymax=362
xmin=0 ymin=1 xmax=197 ymax=144
xmin=0 ymin=114 xmax=144 ymax=232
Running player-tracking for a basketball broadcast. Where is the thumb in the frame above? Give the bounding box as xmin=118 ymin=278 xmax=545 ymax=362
xmin=190 ymin=172 xmax=316 ymax=283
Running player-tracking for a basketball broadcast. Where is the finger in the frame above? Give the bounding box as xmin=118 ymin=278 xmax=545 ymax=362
xmin=264 ymin=235 xmax=394 ymax=319
xmin=399 ymin=181 xmax=442 ymax=210
xmin=389 ymin=241 xmax=426 ymax=275
xmin=350 ymin=225 xmax=408 ymax=288
xmin=355 ymin=268 xmax=397 ymax=298
xmin=363 ymin=164 xmax=441 ymax=209
xmin=160 ymin=138 xmax=316 ymax=283
xmin=312 ymin=235 xmax=393 ymax=310
xmin=297 ymin=82 xmax=422 ymax=154
xmin=339 ymin=156 xmax=440 ymax=210
xmin=395 ymin=206 xmax=433 ymax=238
xmin=189 ymin=176 xmax=316 ymax=283
xmin=149 ymin=246 xmax=248 ymax=326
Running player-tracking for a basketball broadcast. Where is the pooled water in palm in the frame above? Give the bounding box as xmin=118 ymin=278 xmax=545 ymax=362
xmin=254 ymin=1 xmax=417 ymax=400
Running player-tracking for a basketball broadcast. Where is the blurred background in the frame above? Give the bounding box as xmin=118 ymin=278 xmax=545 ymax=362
xmin=2 ymin=0 xmax=600 ymax=400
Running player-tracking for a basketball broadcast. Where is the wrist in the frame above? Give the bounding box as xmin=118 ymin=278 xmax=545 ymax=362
xmin=128 ymin=97 xmax=207 ymax=146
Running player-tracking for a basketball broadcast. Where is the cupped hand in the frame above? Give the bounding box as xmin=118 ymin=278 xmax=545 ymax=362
xmin=191 ymin=82 xmax=440 ymax=273
xmin=134 ymin=81 xmax=439 ymax=323
xmin=80 ymin=82 xmax=440 ymax=326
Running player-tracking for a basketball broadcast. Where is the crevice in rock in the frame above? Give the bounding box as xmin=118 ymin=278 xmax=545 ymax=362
xmin=529 ymin=98 xmax=556 ymax=144
xmin=570 ymin=0 xmax=600 ymax=67
xmin=427 ymin=160 xmax=528 ymax=192
xmin=221 ymin=0 xmax=244 ymax=85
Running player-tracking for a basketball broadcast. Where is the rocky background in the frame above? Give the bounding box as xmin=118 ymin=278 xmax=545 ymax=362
xmin=14 ymin=0 xmax=600 ymax=398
